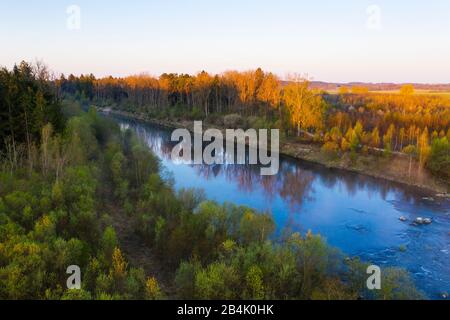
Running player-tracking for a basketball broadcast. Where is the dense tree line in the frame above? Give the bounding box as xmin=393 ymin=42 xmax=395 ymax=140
xmin=0 ymin=62 xmax=425 ymax=299
xmin=0 ymin=104 xmax=164 ymax=299
xmin=88 ymin=109 xmax=427 ymax=300
xmin=0 ymin=105 xmax=422 ymax=299
xmin=0 ymin=62 xmax=65 ymax=171
xmin=59 ymin=69 xmax=449 ymax=178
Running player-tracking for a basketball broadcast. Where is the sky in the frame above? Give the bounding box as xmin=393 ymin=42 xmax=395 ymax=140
xmin=1 ymin=0 xmax=449 ymax=83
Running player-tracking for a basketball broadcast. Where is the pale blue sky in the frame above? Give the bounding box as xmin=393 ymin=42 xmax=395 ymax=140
xmin=1 ymin=0 xmax=449 ymax=82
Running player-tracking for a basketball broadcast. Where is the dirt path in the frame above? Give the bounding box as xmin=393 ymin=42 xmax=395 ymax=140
xmin=107 ymin=203 xmax=176 ymax=297
xmin=97 ymin=167 xmax=176 ymax=298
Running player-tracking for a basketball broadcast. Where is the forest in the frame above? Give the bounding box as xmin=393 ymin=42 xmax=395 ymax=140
xmin=57 ymin=69 xmax=450 ymax=180
xmin=0 ymin=62 xmax=427 ymax=300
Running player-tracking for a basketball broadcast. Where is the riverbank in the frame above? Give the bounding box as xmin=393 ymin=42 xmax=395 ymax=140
xmin=102 ymin=108 xmax=449 ymax=195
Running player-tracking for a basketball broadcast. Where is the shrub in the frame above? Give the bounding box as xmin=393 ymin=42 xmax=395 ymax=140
xmin=223 ymin=114 xmax=244 ymax=128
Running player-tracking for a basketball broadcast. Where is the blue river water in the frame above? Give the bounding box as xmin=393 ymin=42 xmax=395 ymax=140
xmin=109 ymin=114 xmax=449 ymax=299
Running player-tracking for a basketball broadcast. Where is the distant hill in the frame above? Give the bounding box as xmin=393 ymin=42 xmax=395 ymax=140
xmin=280 ymin=81 xmax=450 ymax=91
xmin=308 ymin=81 xmax=450 ymax=92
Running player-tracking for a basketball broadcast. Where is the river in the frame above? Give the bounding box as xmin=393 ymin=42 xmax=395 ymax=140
xmin=107 ymin=113 xmax=449 ymax=299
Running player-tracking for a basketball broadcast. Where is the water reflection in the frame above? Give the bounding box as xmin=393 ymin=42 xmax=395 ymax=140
xmin=116 ymin=116 xmax=449 ymax=298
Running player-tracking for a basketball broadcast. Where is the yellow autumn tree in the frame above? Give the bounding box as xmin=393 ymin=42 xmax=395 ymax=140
xmin=418 ymin=127 xmax=431 ymax=168
xmin=257 ymin=72 xmax=281 ymax=114
xmin=145 ymin=277 xmax=164 ymax=300
xmin=400 ymin=84 xmax=415 ymax=96
xmin=283 ymin=75 xmax=326 ymax=136
xmin=110 ymin=247 xmax=128 ymax=292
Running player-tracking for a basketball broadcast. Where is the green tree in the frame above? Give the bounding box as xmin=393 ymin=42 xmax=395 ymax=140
xmin=195 ymin=262 xmax=239 ymax=300
xmin=101 ymin=226 xmax=118 ymax=262
xmin=373 ymin=268 xmax=424 ymax=300
xmin=428 ymin=137 xmax=450 ymax=177
xmin=245 ymin=266 xmax=265 ymax=299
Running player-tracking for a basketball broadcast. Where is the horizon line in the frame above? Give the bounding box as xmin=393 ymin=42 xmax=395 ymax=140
xmin=3 ymin=61 xmax=450 ymax=86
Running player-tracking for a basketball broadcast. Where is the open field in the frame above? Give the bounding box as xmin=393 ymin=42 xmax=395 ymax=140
xmin=325 ymin=89 xmax=450 ymax=99
xmin=371 ymin=90 xmax=450 ymax=98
